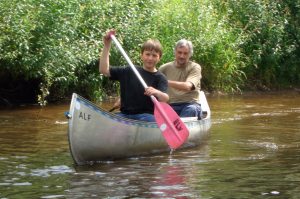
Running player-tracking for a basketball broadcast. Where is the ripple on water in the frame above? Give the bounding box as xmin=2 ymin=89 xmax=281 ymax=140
xmin=55 ymin=121 xmax=68 ymax=125
xmin=252 ymin=112 xmax=289 ymax=117
xmin=30 ymin=165 xmax=74 ymax=177
xmin=41 ymin=195 xmax=65 ymax=199
xmin=234 ymin=140 xmax=279 ymax=151
xmin=12 ymin=182 xmax=32 ymax=186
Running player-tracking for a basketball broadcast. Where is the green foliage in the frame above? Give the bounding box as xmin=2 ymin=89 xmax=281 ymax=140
xmin=0 ymin=0 xmax=299 ymax=105
xmin=225 ymin=0 xmax=300 ymax=89
xmin=154 ymin=0 xmax=246 ymax=92
xmin=0 ymin=0 xmax=158 ymax=103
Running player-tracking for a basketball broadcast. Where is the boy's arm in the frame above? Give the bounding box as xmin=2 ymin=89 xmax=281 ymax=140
xmin=144 ymin=87 xmax=169 ymax=102
xmin=99 ymin=30 xmax=115 ymax=77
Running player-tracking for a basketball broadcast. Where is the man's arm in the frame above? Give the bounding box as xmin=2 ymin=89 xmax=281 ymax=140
xmin=159 ymin=63 xmax=197 ymax=92
xmin=168 ymin=80 xmax=194 ymax=91
xmin=168 ymin=63 xmax=201 ymax=91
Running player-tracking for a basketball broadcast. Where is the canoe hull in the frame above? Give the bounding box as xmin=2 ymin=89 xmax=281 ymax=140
xmin=67 ymin=92 xmax=211 ymax=165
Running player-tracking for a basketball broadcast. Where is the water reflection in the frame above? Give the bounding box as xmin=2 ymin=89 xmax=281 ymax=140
xmin=150 ymin=165 xmax=188 ymax=197
xmin=66 ymin=145 xmax=209 ymax=198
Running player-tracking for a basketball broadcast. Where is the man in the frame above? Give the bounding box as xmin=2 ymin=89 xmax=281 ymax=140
xmin=159 ymin=39 xmax=202 ymax=119
xmin=99 ymin=30 xmax=169 ymax=122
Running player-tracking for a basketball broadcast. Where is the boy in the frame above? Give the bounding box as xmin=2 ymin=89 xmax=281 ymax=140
xmin=99 ymin=30 xmax=169 ymax=122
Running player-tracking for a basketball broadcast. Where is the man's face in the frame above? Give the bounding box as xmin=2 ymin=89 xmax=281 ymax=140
xmin=175 ymin=46 xmax=190 ymax=67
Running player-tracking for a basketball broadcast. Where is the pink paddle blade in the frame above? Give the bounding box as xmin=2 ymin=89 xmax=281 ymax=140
xmin=152 ymin=99 xmax=189 ymax=149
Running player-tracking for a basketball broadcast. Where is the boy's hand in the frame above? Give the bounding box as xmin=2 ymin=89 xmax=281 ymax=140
xmin=103 ymin=30 xmax=116 ymax=46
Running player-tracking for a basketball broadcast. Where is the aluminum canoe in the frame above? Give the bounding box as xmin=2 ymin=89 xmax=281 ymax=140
xmin=67 ymin=91 xmax=211 ymax=165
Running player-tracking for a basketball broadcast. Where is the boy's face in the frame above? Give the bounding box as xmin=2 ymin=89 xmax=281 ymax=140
xmin=141 ymin=50 xmax=161 ymax=70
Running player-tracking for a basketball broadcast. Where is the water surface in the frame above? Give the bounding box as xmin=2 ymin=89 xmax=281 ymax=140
xmin=0 ymin=91 xmax=299 ymax=198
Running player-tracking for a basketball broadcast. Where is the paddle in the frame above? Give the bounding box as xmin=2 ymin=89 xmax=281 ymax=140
xmin=109 ymin=107 xmax=117 ymax=112
xmin=109 ymin=98 xmax=120 ymax=112
xmin=110 ymin=34 xmax=189 ymax=149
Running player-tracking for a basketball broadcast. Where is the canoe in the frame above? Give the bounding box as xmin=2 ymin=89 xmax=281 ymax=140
xmin=66 ymin=91 xmax=211 ymax=165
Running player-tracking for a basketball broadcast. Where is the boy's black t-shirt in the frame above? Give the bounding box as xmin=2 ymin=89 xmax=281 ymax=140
xmin=109 ymin=66 xmax=168 ymax=114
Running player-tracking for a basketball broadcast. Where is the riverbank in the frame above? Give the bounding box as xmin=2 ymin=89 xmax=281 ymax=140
xmin=1 ymin=88 xmax=299 ymax=109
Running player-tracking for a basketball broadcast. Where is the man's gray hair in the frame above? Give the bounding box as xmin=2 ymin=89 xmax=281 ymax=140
xmin=174 ymin=39 xmax=193 ymax=58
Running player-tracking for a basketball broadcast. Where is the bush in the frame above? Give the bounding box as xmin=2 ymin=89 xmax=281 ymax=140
xmin=0 ymin=0 xmax=299 ymax=105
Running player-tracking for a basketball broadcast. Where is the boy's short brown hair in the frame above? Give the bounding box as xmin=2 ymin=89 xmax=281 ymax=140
xmin=141 ymin=39 xmax=163 ymax=57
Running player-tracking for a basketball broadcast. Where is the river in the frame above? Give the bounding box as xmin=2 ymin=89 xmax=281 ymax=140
xmin=0 ymin=91 xmax=299 ymax=198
